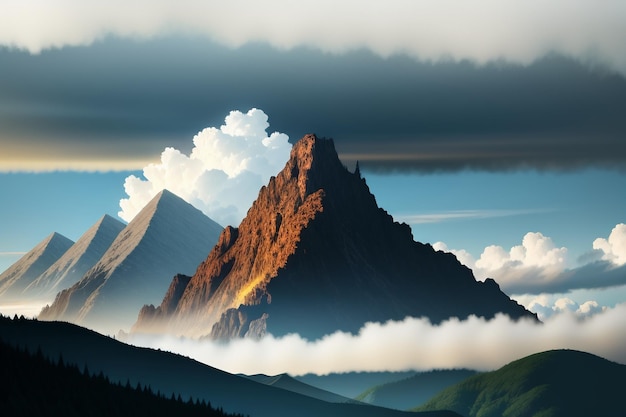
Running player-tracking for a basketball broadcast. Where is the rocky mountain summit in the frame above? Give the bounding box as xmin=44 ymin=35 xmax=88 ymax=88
xmin=133 ymin=135 xmax=536 ymax=339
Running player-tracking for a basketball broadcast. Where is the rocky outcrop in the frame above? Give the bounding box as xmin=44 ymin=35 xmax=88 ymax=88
xmin=133 ymin=135 xmax=537 ymax=339
xmin=132 ymin=274 xmax=192 ymax=334
xmin=209 ymin=308 xmax=249 ymax=340
xmin=208 ymin=308 xmax=269 ymax=340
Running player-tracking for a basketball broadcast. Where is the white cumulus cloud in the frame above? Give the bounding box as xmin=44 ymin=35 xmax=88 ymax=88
xmin=577 ymin=300 xmax=605 ymax=317
xmin=593 ymin=223 xmax=626 ymax=266
xmin=475 ymin=232 xmax=568 ymax=271
xmin=526 ymin=296 xmax=606 ymax=321
xmin=118 ymin=108 xmax=291 ymax=227
xmin=127 ymin=303 xmax=626 ymax=376
xmin=1 ymin=1 xmax=626 ymax=74
xmin=435 ymin=232 xmax=568 ymax=293
xmin=435 ymin=224 xmax=626 ymax=295
xmin=553 ymin=297 xmax=578 ymax=313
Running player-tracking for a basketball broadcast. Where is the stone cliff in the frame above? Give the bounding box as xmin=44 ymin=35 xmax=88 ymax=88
xmin=133 ymin=135 xmax=536 ymax=339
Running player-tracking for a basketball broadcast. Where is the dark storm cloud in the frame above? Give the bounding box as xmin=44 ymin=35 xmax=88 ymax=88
xmin=1 ymin=38 xmax=625 ymax=172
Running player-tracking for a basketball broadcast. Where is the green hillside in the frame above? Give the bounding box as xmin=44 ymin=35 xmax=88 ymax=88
xmin=415 ymin=349 xmax=625 ymax=417
xmin=356 ymin=369 xmax=478 ymax=410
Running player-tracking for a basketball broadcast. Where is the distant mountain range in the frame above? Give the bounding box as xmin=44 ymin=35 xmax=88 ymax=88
xmin=0 ymin=316 xmax=458 ymax=417
xmin=243 ymin=373 xmax=359 ymax=404
xmin=133 ymin=134 xmax=537 ymax=340
xmin=0 ymin=232 xmax=74 ymax=300
xmin=416 ymin=350 xmax=626 ymax=417
xmin=39 ymin=190 xmax=223 ymax=334
xmin=295 ymin=371 xmax=418 ymax=399
xmin=25 ymin=214 xmax=126 ymax=299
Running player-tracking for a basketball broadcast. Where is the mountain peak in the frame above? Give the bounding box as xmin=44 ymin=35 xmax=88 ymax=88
xmin=24 ymin=215 xmax=126 ymax=298
xmin=284 ymin=134 xmax=346 ymax=200
xmin=154 ymin=188 xmax=176 ymax=201
xmin=0 ymin=232 xmax=74 ymax=300
xmin=48 ymin=232 xmax=73 ymax=246
xmin=99 ymin=213 xmax=125 ymax=226
xmin=142 ymin=189 xmax=200 ymax=219
xmin=289 ymin=134 xmax=338 ymax=165
xmin=39 ymin=189 xmax=223 ymax=334
xmin=141 ymin=188 xmax=177 ymax=214
xmin=133 ymin=134 xmax=536 ymax=339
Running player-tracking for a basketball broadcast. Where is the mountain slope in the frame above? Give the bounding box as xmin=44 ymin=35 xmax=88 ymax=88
xmin=0 ymin=316 xmax=459 ymax=417
xmin=24 ymin=215 xmax=126 ymax=299
xmin=39 ymin=190 xmax=223 ymax=334
xmin=356 ymin=369 xmax=479 ymax=410
xmin=0 ymin=335 xmax=236 ymax=417
xmin=244 ymin=373 xmax=358 ymax=404
xmin=134 ymin=134 xmax=536 ymax=339
xmin=0 ymin=232 xmax=74 ymax=300
xmin=295 ymin=371 xmax=418 ymax=399
xmin=416 ymin=350 xmax=626 ymax=417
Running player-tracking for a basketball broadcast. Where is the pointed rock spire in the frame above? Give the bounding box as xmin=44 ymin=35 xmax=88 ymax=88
xmin=132 ymin=135 xmax=537 ymax=339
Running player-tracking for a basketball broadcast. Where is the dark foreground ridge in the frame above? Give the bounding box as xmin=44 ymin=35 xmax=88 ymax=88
xmin=0 ymin=329 xmax=239 ymax=417
xmin=135 ymin=134 xmax=537 ymax=339
xmin=0 ymin=316 xmax=459 ymax=417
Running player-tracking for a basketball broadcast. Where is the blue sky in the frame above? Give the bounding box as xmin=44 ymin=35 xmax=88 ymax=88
xmin=1 ymin=1 xmax=626 ymax=320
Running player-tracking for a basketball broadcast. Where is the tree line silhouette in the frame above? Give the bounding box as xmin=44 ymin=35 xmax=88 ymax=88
xmin=0 ymin=314 xmax=247 ymax=417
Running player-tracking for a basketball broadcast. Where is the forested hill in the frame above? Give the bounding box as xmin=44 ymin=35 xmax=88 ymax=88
xmin=0 ymin=317 xmax=242 ymax=417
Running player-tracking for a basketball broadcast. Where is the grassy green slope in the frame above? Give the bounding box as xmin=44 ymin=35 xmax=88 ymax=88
xmin=416 ymin=350 xmax=625 ymax=417
xmin=356 ymin=369 xmax=479 ymax=410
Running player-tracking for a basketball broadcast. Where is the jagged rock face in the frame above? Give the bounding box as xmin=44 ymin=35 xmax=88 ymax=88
xmin=39 ymin=190 xmax=223 ymax=334
xmin=131 ymin=274 xmax=192 ymax=334
xmin=133 ymin=135 xmax=537 ymax=339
